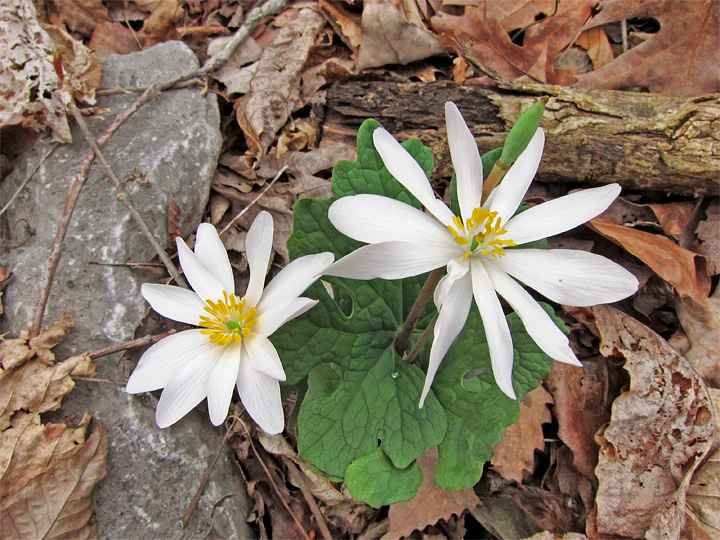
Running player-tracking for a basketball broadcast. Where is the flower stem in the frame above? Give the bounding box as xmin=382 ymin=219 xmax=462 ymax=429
xmin=405 ymin=313 xmax=438 ymax=364
xmin=395 ymin=267 xmax=444 ymax=358
xmin=481 ymin=160 xmax=510 ymax=203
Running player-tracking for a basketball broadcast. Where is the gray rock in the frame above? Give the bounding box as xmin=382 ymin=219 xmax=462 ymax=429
xmin=0 ymin=41 xmax=254 ymax=539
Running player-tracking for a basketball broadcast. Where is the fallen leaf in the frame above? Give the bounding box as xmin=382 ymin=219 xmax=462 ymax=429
xmin=576 ymin=0 xmax=720 ymax=94
xmin=0 ymin=0 xmax=101 ymax=142
xmin=139 ymin=0 xmax=183 ymax=47
xmin=696 ymin=204 xmax=720 ymax=275
xmin=590 ymin=216 xmax=710 ymax=304
xmin=319 ymin=0 xmax=362 ymax=49
xmin=649 ymin=201 xmax=694 ymax=239
xmin=208 ymin=34 xmax=264 ymax=95
xmin=0 ymin=420 xmax=108 ymax=540
xmin=234 ymin=8 xmax=326 ymax=163
xmin=685 ymin=388 xmax=720 ymax=539
xmin=52 ymin=0 xmax=110 ymax=38
xmin=210 ymin=194 xmax=230 ymax=225
xmin=382 ymin=447 xmax=480 ymax=540
xmin=357 ymin=0 xmax=446 ymax=70
xmin=544 ymin=358 xmax=610 ymax=481
xmin=28 ymin=312 xmax=76 ymax=364
xmin=575 ymin=26 xmax=614 ymax=69
xmin=491 ymin=385 xmax=553 ymax=483
xmin=431 ymin=1 xmax=597 ymax=84
xmin=676 ymin=287 xmax=720 ymax=388
xmin=89 ymin=21 xmax=141 ymax=58
xmin=590 ymin=305 xmax=715 ymax=539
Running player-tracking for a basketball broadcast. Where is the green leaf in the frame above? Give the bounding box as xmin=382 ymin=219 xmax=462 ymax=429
xmin=345 ymin=446 xmax=424 ymax=508
xmin=433 ymin=303 xmax=562 ymax=490
xmin=499 ymin=97 xmax=547 ymax=167
xmin=272 ymin=119 xmax=447 ymax=504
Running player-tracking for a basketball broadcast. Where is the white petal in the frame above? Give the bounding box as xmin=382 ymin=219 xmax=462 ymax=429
xmin=373 ymin=128 xmax=455 ymax=226
xmin=237 ymin=348 xmax=285 ymax=434
xmin=325 ymin=242 xmax=458 ymax=280
xmin=194 ymin=223 xmax=235 ymax=293
xmin=505 ymin=184 xmax=622 ymax=246
xmin=126 ymin=330 xmax=218 ymax=393
xmin=141 ymin=283 xmax=206 ymax=326
xmin=244 ymin=211 xmax=274 ymax=307
xmin=419 ymin=273 xmax=472 ymax=408
xmin=445 ymin=102 xmax=483 ymax=221
xmin=244 ymin=334 xmax=286 ymax=381
xmin=433 ymin=257 xmax=469 ymax=309
xmin=207 ymin=342 xmax=242 ymax=426
xmin=485 ymin=264 xmax=581 ymax=366
xmin=254 ymin=297 xmax=317 ymax=337
xmin=328 ymin=195 xmax=452 ymax=247
xmin=470 ymin=260 xmax=516 ymax=399
xmin=486 ymin=128 xmax=544 ymax=224
xmin=176 ymin=236 xmax=226 ymax=302
xmin=497 ymin=249 xmax=639 ymax=306
xmin=257 ymin=252 xmax=333 ymax=312
xmin=155 ymin=345 xmax=219 ymax=428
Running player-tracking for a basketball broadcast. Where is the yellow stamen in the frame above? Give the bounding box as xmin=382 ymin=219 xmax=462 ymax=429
xmin=198 ymin=291 xmax=257 ymax=345
xmin=449 ymin=207 xmax=516 ymax=259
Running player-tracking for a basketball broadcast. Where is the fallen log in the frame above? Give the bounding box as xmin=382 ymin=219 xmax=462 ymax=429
xmin=323 ymin=81 xmax=719 ymax=196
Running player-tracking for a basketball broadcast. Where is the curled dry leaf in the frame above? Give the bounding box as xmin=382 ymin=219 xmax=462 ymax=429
xmin=138 ymin=0 xmax=183 ymax=47
xmin=89 ymin=21 xmax=141 ymax=58
xmin=382 ymin=447 xmax=480 ymax=540
xmin=52 ymin=0 xmax=110 ymax=38
xmin=574 ymin=26 xmax=614 ymax=69
xmin=544 ymin=358 xmax=610 ymax=481
xmin=235 ymin=8 xmax=326 ymax=163
xmin=491 ymin=385 xmax=554 ymax=483
xmin=356 ymin=0 xmax=446 ymax=70
xmin=590 ymin=305 xmax=715 ymax=539
xmin=590 ymin=216 xmax=711 ymax=304
xmin=0 ymin=0 xmax=102 ymax=142
xmin=649 ymin=201 xmax=694 ymax=239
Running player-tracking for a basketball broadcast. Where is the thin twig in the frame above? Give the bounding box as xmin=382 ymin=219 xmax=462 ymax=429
xmin=235 ymin=417 xmax=311 ymax=540
xmin=87 ymin=331 xmax=174 ymax=360
xmin=395 ymin=268 xmax=444 ymax=358
xmin=0 ymin=144 xmax=58 ymax=218
xmin=72 ymin=376 xmax=126 ymax=385
xmin=219 ymin=166 xmax=288 ymax=236
xmin=30 ymin=0 xmax=287 ymax=338
xmin=283 ymin=457 xmax=333 ymax=540
xmin=68 ymin=101 xmax=186 ymax=286
xmin=180 ymin=418 xmax=235 ymax=529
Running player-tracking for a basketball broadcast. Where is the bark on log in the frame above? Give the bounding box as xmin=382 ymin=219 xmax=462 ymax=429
xmin=324 ymin=81 xmax=719 ymax=196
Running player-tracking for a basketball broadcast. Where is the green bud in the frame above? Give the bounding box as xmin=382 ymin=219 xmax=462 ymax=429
xmin=499 ymin=96 xmax=548 ymax=167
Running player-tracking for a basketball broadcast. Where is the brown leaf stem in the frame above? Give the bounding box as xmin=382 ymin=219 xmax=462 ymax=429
xmin=282 ymin=457 xmax=334 ymax=540
xmin=395 ymin=267 xmax=444 ymax=358
xmin=87 ymin=331 xmax=174 ymax=360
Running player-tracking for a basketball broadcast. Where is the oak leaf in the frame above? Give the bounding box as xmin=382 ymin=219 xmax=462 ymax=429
xmin=576 ymin=0 xmax=720 ymax=94
xmin=382 ymin=447 xmax=480 ymax=540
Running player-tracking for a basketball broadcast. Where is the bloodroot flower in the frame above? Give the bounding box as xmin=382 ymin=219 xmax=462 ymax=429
xmin=326 ymin=102 xmax=638 ymax=407
xmin=126 ymin=212 xmax=334 ymax=434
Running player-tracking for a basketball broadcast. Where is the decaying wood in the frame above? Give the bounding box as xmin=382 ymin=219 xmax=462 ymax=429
xmin=324 ymin=81 xmax=720 ymax=196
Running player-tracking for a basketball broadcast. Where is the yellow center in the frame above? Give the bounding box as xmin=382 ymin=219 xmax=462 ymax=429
xmin=446 ymin=208 xmax=516 ymax=260
xmin=198 ymin=291 xmax=257 ymax=346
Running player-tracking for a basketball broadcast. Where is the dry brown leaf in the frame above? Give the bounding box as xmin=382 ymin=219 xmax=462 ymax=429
xmin=685 ymin=388 xmax=720 ymax=539
xmin=431 ymin=1 xmax=597 ymax=84
xmin=234 ymin=8 xmax=326 ymax=163
xmin=574 ymin=26 xmax=613 ymax=69
xmin=357 ymin=0 xmax=446 ymax=69
xmin=696 ymin=204 xmax=720 ymax=276
xmin=544 ymin=358 xmax=610 ymax=481
xmin=208 ymin=34 xmax=263 ymax=95
xmin=319 ymin=0 xmax=362 ymax=49
xmin=576 ymin=0 xmax=720 ymax=94
xmin=676 ymin=287 xmax=720 ymax=388
xmin=382 ymin=447 xmax=480 ymax=540
xmin=590 ymin=305 xmax=715 ymax=539
xmin=53 ymin=0 xmax=110 ymax=38
xmin=491 ymin=385 xmax=553 ymax=483
xmin=28 ymin=312 xmax=76 ymax=364
xmin=210 ymin=193 xmax=230 ymax=225
xmin=649 ymin=201 xmax=694 ymax=239
xmin=0 ymin=420 xmax=108 ymax=540
xmin=590 ymin=216 xmax=711 ymax=304
xmin=89 ymin=21 xmax=141 ymax=58
xmin=0 ymin=0 xmax=102 ymax=142
xmin=139 ymin=0 xmax=183 ymax=47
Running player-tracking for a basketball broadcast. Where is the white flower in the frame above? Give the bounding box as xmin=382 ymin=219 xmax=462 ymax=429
xmin=326 ymin=102 xmax=638 ymax=407
xmin=126 ymin=212 xmax=334 ymax=433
